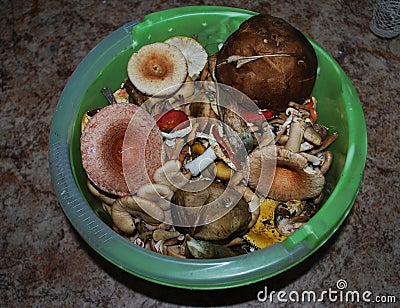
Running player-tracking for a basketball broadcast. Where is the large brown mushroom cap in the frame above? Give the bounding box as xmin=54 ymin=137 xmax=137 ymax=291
xmin=216 ymin=14 xmax=317 ymax=111
xmin=127 ymin=42 xmax=188 ymax=96
xmin=80 ymin=103 xmax=163 ymax=196
xmin=248 ymin=146 xmax=325 ymax=201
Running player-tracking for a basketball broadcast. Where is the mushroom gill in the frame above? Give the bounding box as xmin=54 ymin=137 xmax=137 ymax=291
xmin=80 ymin=103 xmax=163 ymax=197
xmin=127 ymin=42 xmax=188 ymax=96
xmin=248 ymin=146 xmax=325 ymax=201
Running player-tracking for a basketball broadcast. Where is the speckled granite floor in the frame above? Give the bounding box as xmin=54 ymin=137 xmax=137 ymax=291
xmin=1 ymin=0 xmax=399 ymax=307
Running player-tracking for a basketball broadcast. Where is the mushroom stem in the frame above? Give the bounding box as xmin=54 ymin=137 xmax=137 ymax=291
xmin=241 ymin=186 xmax=263 ymax=212
xmin=230 ymin=171 xmax=245 ymax=186
xmin=211 ymin=125 xmax=241 ymax=170
xmin=199 ymin=60 xmax=209 ymax=81
xmin=274 ymin=114 xmax=292 ymax=143
xmin=111 ymin=200 xmax=136 ymax=234
xmin=86 ymin=180 xmax=116 ymax=205
xmin=259 ymin=131 xmax=275 ymax=148
xmin=184 ymin=146 xmax=217 ymax=176
xmin=225 ymin=237 xmax=245 ymax=247
xmin=277 ymin=134 xmax=289 ymax=145
xmin=320 ymin=150 xmax=333 ymax=174
xmin=171 ymin=138 xmax=185 ymax=160
xmin=121 ymin=78 xmax=146 ymax=106
xmin=304 ymin=126 xmax=322 ymax=146
xmin=309 ymin=132 xmax=338 ymax=155
xmin=112 ymin=195 xmax=165 ymax=226
xmin=136 ymin=183 xmax=174 ymax=210
xmin=299 ymin=152 xmax=323 ymax=166
xmin=152 ymin=160 xmax=190 ymax=192
xmin=313 ymin=191 xmax=325 ymax=205
xmin=186 ymin=122 xmax=199 ymax=146
xmin=285 ymin=120 xmax=305 ymax=152
xmin=208 ymin=53 xmax=218 ymax=81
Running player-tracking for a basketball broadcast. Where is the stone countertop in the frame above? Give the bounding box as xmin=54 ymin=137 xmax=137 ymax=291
xmin=1 ymin=0 xmax=399 ymax=306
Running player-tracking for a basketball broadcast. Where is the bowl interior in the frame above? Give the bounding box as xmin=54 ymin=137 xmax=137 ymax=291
xmin=70 ymin=14 xmax=346 ymax=225
xmin=61 ymin=6 xmax=366 ymax=289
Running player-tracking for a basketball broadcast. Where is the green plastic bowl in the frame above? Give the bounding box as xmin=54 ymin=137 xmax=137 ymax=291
xmin=49 ymin=6 xmax=367 ymax=289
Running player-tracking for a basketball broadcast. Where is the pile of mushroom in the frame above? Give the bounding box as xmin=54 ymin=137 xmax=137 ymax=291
xmin=80 ymin=14 xmax=338 ymax=259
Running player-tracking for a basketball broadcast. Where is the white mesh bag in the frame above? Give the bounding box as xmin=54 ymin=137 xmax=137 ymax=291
xmin=370 ymin=0 xmax=400 ymax=38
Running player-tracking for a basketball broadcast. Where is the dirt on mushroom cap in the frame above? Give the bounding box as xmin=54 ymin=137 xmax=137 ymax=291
xmin=127 ymin=42 xmax=188 ymax=96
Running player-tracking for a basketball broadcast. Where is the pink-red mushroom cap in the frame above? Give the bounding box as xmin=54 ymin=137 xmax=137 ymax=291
xmin=80 ymin=103 xmax=163 ymax=196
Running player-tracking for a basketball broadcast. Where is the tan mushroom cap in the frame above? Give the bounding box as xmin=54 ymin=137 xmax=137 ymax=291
xmin=248 ymin=146 xmax=325 ymax=201
xmin=80 ymin=103 xmax=163 ymax=197
xmin=127 ymin=42 xmax=188 ymax=96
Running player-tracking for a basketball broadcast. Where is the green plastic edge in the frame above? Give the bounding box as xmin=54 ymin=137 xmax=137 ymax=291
xmin=48 ymin=6 xmax=367 ymax=290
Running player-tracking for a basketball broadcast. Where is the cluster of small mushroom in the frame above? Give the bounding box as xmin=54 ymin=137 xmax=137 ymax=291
xmin=242 ymin=98 xmax=338 ymax=249
xmin=80 ymin=17 xmax=338 ymax=258
xmin=247 ymin=97 xmax=337 ymax=202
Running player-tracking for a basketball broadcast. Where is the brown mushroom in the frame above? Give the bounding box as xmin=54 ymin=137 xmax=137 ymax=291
xmin=248 ymin=146 xmax=325 ymax=201
xmin=215 ymin=14 xmax=317 ymax=111
xmin=152 ymin=159 xmax=193 ymax=193
xmin=80 ymin=103 xmax=163 ymax=196
xmin=185 ymin=235 xmax=245 ymax=259
xmin=171 ymin=181 xmax=251 ymax=241
xmin=127 ymin=42 xmax=188 ymax=96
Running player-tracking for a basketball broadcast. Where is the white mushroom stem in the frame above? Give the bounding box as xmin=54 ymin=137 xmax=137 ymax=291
xmin=313 ymin=191 xmax=325 ymax=205
xmin=300 ymin=141 xmax=314 ymax=152
xmin=230 ymin=171 xmax=245 ymax=186
xmin=299 ymin=152 xmax=323 ymax=166
xmin=274 ymin=114 xmax=293 ymax=143
xmin=285 ymin=120 xmax=306 ymax=152
xmin=286 ymin=107 xmax=302 ymax=118
xmin=184 ymin=146 xmax=217 ymax=176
